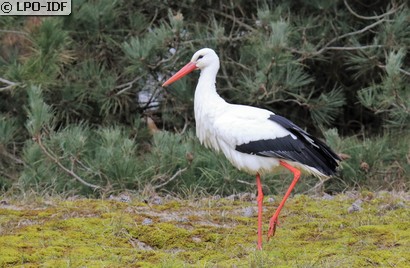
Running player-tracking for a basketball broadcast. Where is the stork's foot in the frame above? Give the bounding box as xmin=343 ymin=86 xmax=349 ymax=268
xmin=267 ymin=213 xmax=279 ymax=239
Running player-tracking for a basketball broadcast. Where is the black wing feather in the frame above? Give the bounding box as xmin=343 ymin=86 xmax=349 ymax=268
xmin=235 ymin=114 xmax=340 ymax=176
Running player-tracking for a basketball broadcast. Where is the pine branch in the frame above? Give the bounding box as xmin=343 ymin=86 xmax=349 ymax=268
xmin=0 ymin=145 xmax=25 ymax=165
xmin=314 ymin=18 xmax=387 ymax=55
xmin=344 ymin=0 xmax=402 ymax=20
xmin=398 ymin=68 xmax=410 ymax=77
xmin=0 ymin=29 xmax=28 ymax=35
xmin=378 ymin=64 xmax=410 ymax=77
xmin=181 ymin=35 xmax=247 ymax=45
xmin=219 ymin=49 xmax=234 ymax=90
xmin=114 ymin=75 xmax=144 ymax=96
xmin=323 ymin=45 xmax=385 ymax=51
xmin=211 ymin=9 xmax=256 ymax=32
xmin=35 ymin=135 xmax=101 ymax=191
xmin=174 ymin=113 xmax=189 ymax=135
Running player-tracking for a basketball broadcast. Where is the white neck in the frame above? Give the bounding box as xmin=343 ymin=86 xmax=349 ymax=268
xmin=194 ymin=62 xmax=228 ymax=146
xmin=194 ymin=63 xmax=226 ymax=112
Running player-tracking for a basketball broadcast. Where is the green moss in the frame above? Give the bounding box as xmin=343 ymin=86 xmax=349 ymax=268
xmin=0 ymin=247 xmax=21 ymax=266
xmin=155 ymin=200 xmax=182 ymax=211
xmin=129 ymin=222 xmax=193 ymax=249
xmin=0 ymin=193 xmax=409 ymax=267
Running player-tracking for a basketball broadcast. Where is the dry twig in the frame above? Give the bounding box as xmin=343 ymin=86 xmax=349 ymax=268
xmin=0 ymin=78 xmax=18 ymax=91
xmin=153 ymin=167 xmax=188 ymax=190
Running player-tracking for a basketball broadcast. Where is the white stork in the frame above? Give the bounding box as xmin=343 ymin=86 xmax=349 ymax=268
xmin=162 ymin=48 xmax=340 ymax=250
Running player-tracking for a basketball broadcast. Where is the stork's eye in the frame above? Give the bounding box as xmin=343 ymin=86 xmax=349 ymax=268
xmin=197 ymin=55 xmax=204 ymax=60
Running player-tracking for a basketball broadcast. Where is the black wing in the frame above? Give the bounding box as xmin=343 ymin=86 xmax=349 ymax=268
xmin=235 ymin=114 xmax=340 ymax=176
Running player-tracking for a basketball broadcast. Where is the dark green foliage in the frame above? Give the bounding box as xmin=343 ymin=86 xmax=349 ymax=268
xmin=25 ymin=86 xmax=53 ymax=136
xmin=323 ymin=129 xmax=410 ymax=192
xmin=0 ymin=0 xmax=409 ymax=195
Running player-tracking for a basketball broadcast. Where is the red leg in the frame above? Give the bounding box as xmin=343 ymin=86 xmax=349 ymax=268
xmin=256 ymin=172 xmax=264 ymax=250
xmin=268 ymin=161 xmax=301 ymax=239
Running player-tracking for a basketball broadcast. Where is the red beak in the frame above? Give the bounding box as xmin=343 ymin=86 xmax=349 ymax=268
xmin=162 ymin=62 xmax=197 ymax=87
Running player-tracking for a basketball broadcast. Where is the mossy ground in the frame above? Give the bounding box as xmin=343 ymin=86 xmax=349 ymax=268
xmin=0 ymin=192 xmax=409 ymax=267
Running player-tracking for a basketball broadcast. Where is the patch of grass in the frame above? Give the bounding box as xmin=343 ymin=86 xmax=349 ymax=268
xmin=0 ymin=192 xmax=409 ymax=267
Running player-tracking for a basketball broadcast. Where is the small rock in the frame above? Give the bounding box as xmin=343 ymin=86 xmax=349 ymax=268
xmin=130 ymin=238 xmax=153 ymax=251
xmin=137 ymin=241 xmax=153 ymax=251
xmin=0 ymin=200 xmax=9 ymax=205
xmin=118 ymin=194 xmax=131 ymax=203
xmin=177 ymin=217 xmax=189 ymax=223
xmin=67 ymin=195 xmax=80 ymax=201
xmin=347 ymin=205 xmax=359 ymax=213
xmin=192 ymin=236 xmax=202 ymax=243
xmin=169 ymin=47 xmax=176 ymax=55
xmin=239 ymin=193 xmax=255 ymax=202
xmin=151 ymin=196 xmax=163 ymax=205
xmin=142 ymin=218 xmax=153 ymax=225
xmin=109 ymin=194 xmax=131 ymax=203
xmin=345 ymin=191 xmax=359 ymax=199
xmin=395 ymin=202 xmax=406 ymax=209
xmin=267 ymin=197 xmax=275 ymax=203
xmin=243 ymin=207 xmax=256 ymax=218
xmin=226 ymin=194 xmax=237 ymax=201
xmin=348 ymin=199 xmax=363 ymax=213
xmin=322 ymin=193 xmax=334 ymax=201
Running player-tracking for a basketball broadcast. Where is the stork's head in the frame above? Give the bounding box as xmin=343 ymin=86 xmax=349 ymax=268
xmin=191 ymin=48 xmax=219 ymax=69
xmin=162 ymin=48 xmax=219 ymax=87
